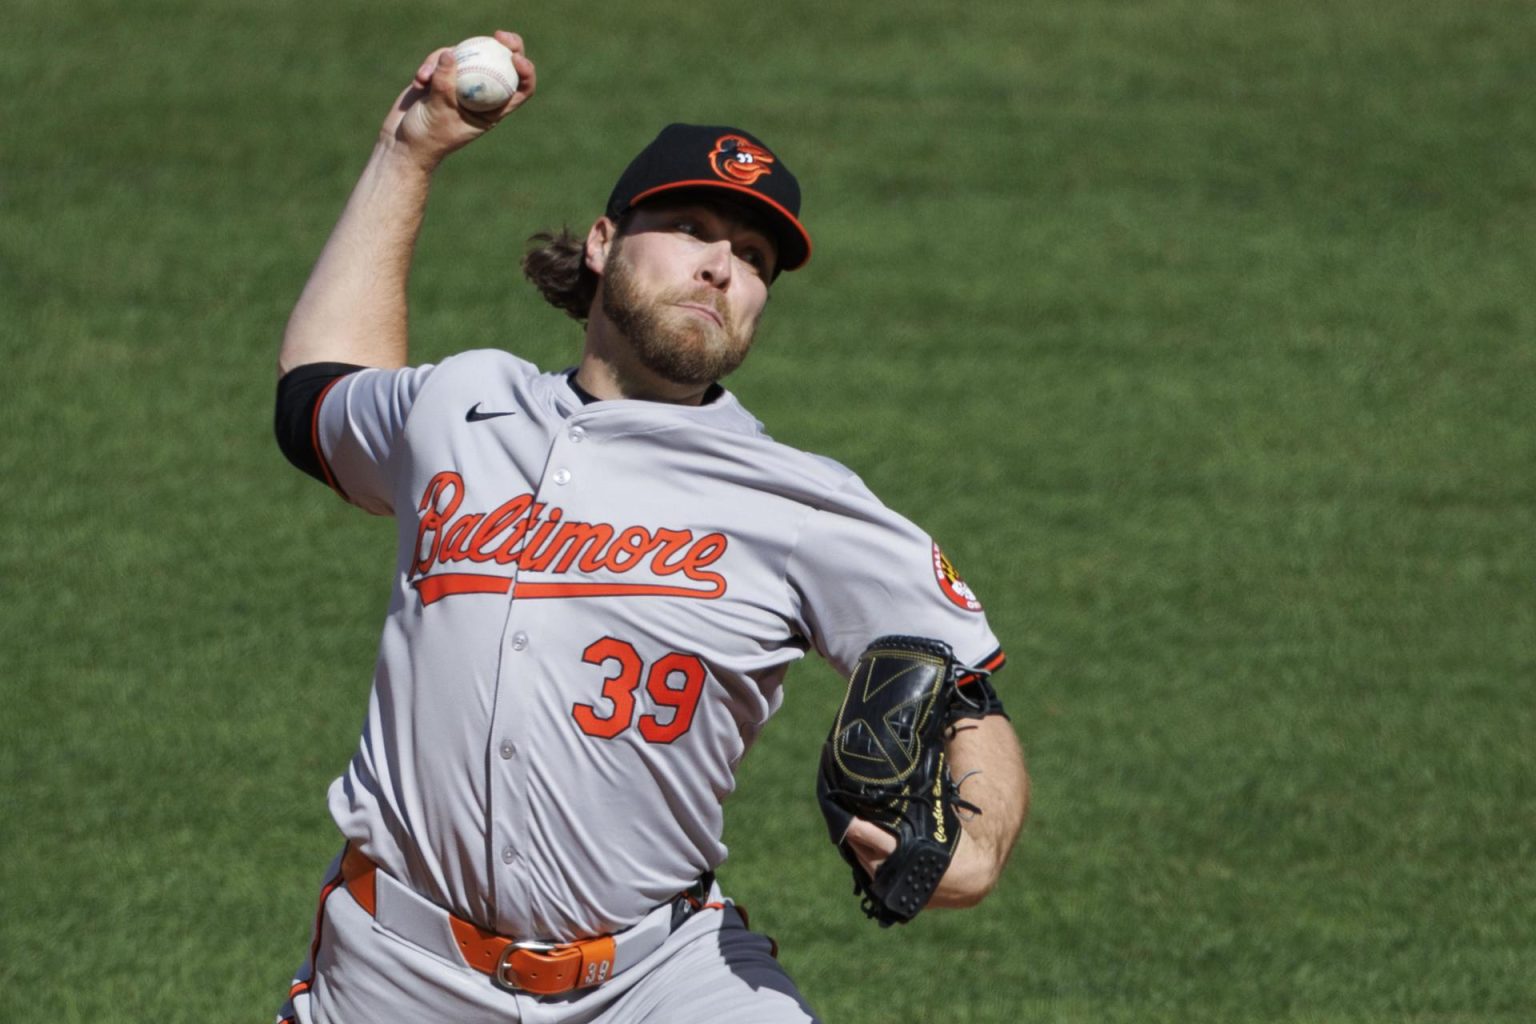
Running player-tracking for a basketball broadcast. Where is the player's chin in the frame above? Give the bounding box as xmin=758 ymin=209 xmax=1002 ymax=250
xmin=688 ymin=334 xmax=754 ymax=383
xmin=641 ymin=319 xmax=754 ymax=385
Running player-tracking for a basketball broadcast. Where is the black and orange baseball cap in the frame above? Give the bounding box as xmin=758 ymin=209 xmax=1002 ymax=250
xmin=605 ymin=123 xmax=812 ymax=272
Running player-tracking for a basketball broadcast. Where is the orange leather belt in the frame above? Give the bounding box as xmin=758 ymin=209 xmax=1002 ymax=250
xmin=339 ymin=845 xmax=715 ymax=997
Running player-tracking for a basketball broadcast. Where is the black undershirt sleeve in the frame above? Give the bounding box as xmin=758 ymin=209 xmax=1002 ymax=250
xmin=274 ymin=362 xmax=368 ymax=485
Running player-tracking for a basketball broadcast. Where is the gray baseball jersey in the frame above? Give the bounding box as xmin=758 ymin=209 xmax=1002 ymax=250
xmin=309 ymin=348 xmax=1004 ymax=942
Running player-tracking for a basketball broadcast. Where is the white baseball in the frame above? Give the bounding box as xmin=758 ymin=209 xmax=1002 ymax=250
xmin=452 ymin=36 xmax=519 ymax=113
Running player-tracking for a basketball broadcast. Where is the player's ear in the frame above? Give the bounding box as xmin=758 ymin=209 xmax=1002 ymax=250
xmin=585 ymin=217 xmax=618 ymax=275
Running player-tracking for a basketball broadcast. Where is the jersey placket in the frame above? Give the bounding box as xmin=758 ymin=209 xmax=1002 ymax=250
xmin=484 ymin=414 xmax=593 ymax=922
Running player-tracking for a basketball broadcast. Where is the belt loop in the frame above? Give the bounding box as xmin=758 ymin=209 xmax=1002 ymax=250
xmin=669 ymin=870 xmax=719 ymax=930
xmin=341 ymin=844 xmax=377 ymax=916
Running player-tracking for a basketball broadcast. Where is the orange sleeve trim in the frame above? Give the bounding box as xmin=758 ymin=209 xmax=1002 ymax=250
xmin=958 ymin=647 xmax=1006 ymax=686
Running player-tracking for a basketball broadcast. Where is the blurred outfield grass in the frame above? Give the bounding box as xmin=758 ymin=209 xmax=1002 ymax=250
xmin=1 ymin=1 xmax=1532 ymax=1022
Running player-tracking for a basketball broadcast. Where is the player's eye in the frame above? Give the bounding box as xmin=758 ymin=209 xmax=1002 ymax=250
xmin=738 ymin=243 xmax=776 ymax=278
xmin=673 ymin=219 xmax=701 ymax=236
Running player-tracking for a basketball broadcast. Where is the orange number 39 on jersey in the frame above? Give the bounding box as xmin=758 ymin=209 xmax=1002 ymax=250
xmin=572 ymin=637 xmax=707 ymax=744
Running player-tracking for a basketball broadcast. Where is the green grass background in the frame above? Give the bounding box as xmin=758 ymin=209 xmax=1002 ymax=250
xmin=2 ymin=1 xmax=1532 ymax=1021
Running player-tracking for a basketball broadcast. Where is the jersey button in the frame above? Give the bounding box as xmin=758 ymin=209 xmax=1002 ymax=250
xmin=569 ymin=426 xmax=586 ymax=443
xmin=499 ymin=741 xmax=515 ymax=760
xmin=511 ymin=632 xmax=529 ymax=651
xmin=552 ymin=468 xmax=572 ymax=485
xmin=501 ymin=846 xmax=515 ymax=865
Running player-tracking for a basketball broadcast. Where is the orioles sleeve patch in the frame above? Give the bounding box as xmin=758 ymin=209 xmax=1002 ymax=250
xmin=932 ymin=543 xmax=983 ymax=613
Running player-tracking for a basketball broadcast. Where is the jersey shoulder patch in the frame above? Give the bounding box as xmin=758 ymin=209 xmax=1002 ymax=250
xmin=932 ymin=542 xmax=984 ymax=612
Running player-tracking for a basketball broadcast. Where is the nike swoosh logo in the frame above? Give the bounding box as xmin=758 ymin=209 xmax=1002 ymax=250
xmin=466 ymin=403 xmax=517 ymax=422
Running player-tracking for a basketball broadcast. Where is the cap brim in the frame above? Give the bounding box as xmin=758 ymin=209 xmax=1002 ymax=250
xmin=626 ymin=180 xmax=812 ymax=272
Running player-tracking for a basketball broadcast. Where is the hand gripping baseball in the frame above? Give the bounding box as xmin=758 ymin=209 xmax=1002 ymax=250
xmin=381 ymin=30 xmax=537 ymax=167
xmin=817 ymin=636 xmax=984 ymax=926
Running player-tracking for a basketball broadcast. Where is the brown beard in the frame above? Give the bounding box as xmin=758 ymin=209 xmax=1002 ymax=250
xmin=599 ymin=237 xmax=758 ymax=387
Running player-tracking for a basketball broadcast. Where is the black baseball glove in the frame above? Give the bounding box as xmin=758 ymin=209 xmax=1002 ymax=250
xmin=817 ymin=635 xmax=998 ymax=926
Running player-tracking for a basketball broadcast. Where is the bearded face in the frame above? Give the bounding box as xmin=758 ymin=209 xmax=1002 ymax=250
xmin=598 ymin=227 xmax=764 ymax=388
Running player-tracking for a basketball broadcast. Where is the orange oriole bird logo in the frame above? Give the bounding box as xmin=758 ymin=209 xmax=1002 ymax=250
xmin=709 ymin=135 xmax=775 ymax=186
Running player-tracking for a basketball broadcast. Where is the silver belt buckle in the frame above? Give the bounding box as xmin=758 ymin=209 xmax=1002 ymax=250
xmin=493 ymin=939 xmax=558 ymax=992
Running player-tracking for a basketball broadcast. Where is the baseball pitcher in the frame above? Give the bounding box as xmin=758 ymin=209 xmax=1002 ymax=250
xmin=271 ymin=30 xmax=1028 ymax=1024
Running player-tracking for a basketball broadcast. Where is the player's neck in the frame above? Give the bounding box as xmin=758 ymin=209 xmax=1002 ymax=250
xmin=576 ymin=323 xmax=713 ymax=406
